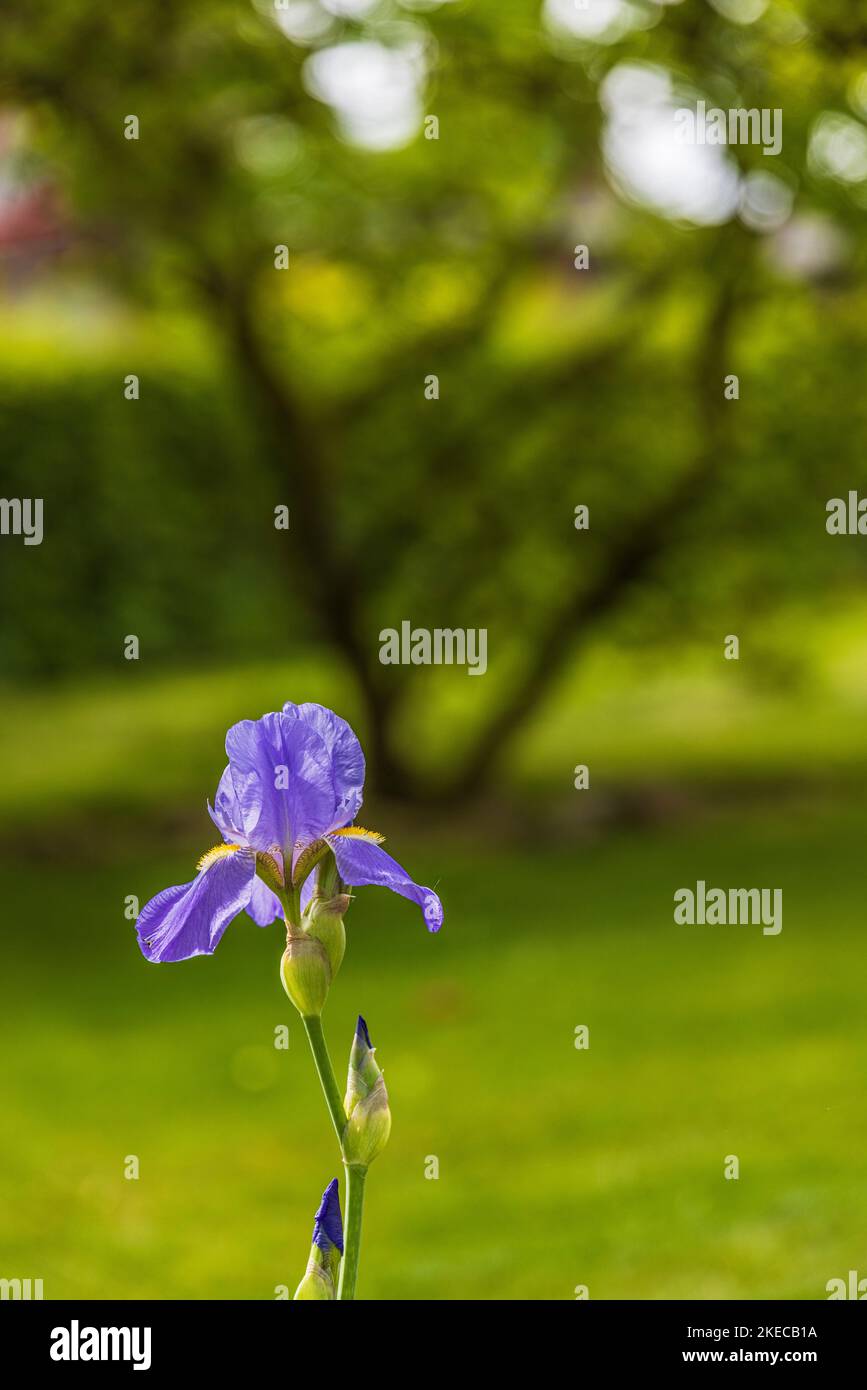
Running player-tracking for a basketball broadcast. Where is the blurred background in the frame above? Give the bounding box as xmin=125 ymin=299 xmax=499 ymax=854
xmin=2 ymin=0 xmax=867 ymax=1300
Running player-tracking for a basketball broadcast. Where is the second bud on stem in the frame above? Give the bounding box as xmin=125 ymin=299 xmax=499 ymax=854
xmin=279 ymin=855 xmax=350 ymax=1018
xmin=342 ymin=1015 xmax=391 ymax=1167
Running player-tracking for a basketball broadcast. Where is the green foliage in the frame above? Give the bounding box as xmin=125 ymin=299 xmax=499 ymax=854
xmin=0 ymin=360 xmax=290 ymax=676
xmin=5 ymin=0 xmax=867 ymax=786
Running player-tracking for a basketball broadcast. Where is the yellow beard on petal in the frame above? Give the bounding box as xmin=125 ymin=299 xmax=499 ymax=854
xmin=330 ymin=827 xmax=385 ymax=844
xmin=197 ymin=843 xmax=241 ymax=872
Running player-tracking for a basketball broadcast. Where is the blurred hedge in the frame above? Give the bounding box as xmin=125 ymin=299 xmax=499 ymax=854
xmin=0 ymin=360 xmax=295 ymax=678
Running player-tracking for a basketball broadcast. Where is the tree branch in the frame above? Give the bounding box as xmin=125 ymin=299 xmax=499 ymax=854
xmin=200 ymin=269 xmax=409 ymax=784
xmin=436 ymin=250 xmax=745 ymax=803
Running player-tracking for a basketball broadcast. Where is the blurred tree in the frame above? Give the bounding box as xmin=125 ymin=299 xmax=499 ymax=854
xmin=3 ymin=0 xmax=867 ymax=800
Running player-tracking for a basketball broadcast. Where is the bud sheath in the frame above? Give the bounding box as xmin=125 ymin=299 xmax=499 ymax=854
xmin=280 ymin=933 xmax=331 ymax=1017
xmin=342 ymin=1015 xmax=392 ymax=1168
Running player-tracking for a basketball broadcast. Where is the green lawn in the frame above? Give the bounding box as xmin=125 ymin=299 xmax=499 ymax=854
xmin=2 ymin=802 xmax=865 ymax=1299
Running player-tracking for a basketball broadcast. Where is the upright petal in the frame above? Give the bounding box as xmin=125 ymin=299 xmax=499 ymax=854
xmin=136 ymin=846 xmax=257 ymax=963
xmin=327 ymin=829 xmax=443 ymax=932
xmin=208 ymin=764 xmax=246 ymax=843
xmin=285 ymin=702 xmax=365 ymax=830
xmin=210 ymin=768 xmax=286 ymax=897
xmin=225 ymin=712 xmax=336 ymax=865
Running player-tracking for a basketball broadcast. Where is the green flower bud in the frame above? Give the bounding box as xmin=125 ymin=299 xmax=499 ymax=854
xmin=342 ymin=1016 xmax=392 ymax=1168
xmin=304 ymin=891 xmax=350 ymax=978
xmin=293 ymin=1260 xmax=334 ymax=1301
xmin=344 ymin=1078 xmax=391 ymax=1168
xmin=280 ymin=933 xmax=331 ymax=1018
xmin=316 ymin=847 xmax=341 ymax=899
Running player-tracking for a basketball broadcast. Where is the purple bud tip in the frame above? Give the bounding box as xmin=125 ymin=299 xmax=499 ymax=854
xmin=312 ymin=1177 xmax=343 ymax=1254
xmin=356 ymin=1014 xmax=373 ymax=1050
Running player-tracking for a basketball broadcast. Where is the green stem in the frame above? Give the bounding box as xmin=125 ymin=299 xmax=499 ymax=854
xmin=302 ymin=1015 xmax=346 ymax=1147
xmin=338 ymin=1163 xmax=367 ymax=1301
xmin=283 ymin=885 xmax=302 ymax=930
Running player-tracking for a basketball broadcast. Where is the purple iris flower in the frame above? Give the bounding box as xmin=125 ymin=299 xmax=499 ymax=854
xmin=136 ymin=701 xmax=443 ymax=963
xmin=312 ymin=1178 xmax=344 ymax=1255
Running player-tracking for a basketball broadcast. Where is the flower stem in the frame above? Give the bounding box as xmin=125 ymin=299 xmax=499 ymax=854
xmin=300 ymin=1017 xmax=367 ymax=1297
xmin=302 ymin=1015 xmax=347 ymax=1147
xmin=337 ymin=1163 xmax=367 ymax=1301
xmin=284 ymin=885 xmax=302 ymax=930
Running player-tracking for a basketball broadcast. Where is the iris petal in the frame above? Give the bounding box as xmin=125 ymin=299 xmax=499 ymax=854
xmin=327 ymin=831 xmax=443 ymax=932
xmin=284 ymin=701 xmax=365 ymax=830
xmin=225 ymin=712 xmax=336 ymax=866
xmin=136 ymin=847 xmax=257 ymax=963
xmin=247 ymin=875 xmax=283 ymax=926
xmin=208 ymin=764 xmax=245 ymax=843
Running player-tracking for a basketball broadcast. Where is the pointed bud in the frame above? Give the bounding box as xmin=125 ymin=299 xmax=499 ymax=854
xmin=293 ymin=1178 xmax=343 ymax=1300
xmin=342 ymin=1015 xmax=392 ymax=1168
xmin=280 ymin=933 xmax=331 ymax=1017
